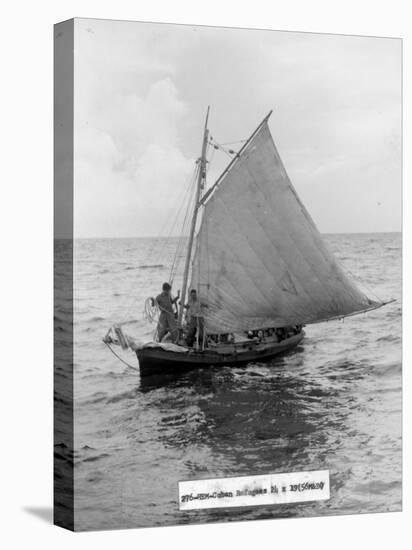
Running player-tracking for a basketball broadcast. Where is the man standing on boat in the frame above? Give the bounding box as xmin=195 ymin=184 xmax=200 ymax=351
xmin=184 ymin=289 xmax=207 ymax=347
xmin=152 ymin=282 xmax=179 ymax=342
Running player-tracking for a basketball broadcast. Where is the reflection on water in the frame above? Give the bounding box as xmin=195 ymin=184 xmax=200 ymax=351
xmin=54 ymin=233 xmax=401 ymax=530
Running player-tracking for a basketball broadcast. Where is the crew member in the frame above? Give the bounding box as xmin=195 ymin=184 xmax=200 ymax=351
xmin=185 ymin=289 xmax=207 ymax=347
xmin=152 ymin=282 xmax=179 ymax=342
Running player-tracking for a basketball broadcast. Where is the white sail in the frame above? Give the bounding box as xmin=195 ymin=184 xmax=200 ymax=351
xmin=190 ymin=118 xmax=380 ymax=333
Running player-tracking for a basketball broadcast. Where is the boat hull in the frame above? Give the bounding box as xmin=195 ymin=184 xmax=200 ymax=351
xmin=136 ymin=332 xmax=304 ymax=377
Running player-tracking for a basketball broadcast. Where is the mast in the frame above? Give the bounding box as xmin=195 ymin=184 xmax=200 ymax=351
xmin=177 ymin=106 xmax=210 ymax=327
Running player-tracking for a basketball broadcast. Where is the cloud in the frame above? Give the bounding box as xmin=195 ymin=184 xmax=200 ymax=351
xmin=75 ymin=64 xmax=195 ymax=237
xmin=73 ymin=19 xmax=401 ymax=236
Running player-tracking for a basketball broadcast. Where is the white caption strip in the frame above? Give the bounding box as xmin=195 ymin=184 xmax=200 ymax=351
xmin=179 ymin=469 xmax=330 ymax=511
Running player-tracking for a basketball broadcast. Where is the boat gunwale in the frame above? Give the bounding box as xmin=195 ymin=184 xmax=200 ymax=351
xmin=136 ymin=332 xmax=304 ymax=361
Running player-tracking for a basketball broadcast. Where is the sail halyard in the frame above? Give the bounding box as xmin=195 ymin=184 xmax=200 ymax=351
xmin=177 ymin=106 xmax=210 ymax=328
xmin=190 ymin=114 xmax=385 ymax=334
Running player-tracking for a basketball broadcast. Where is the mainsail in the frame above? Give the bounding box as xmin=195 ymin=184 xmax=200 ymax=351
xmin=190 ymin=115 xmax=382 ymax=333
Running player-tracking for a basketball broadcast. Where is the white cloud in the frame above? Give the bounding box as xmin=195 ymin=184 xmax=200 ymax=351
xmin=75 ymin=53 xmax=195 ymax=236
xmin=73 ymin=19 xmax=401 ymax=236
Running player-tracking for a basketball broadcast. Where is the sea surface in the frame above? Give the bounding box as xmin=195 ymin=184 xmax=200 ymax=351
xmin=55 ymin=233 xmax=402 ymax=530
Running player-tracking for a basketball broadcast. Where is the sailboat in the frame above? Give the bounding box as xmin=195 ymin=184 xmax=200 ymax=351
xmin=104 ymin=108 xmax=391 ymax=377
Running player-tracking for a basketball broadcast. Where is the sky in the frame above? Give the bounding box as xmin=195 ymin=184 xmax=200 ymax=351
xmin=73 ymin=18 xmax=401 ymax=238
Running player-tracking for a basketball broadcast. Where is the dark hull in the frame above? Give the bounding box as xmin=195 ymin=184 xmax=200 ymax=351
xmin=136 ymin=332 xmax=304 ymax=377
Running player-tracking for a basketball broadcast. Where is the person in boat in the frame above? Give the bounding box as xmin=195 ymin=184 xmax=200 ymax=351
xmin=207 ymin=334 xmax=218 ymax=346
xmin=184 ymin=289 xmax=207 ymax=347
xmin=152 ymin=282 xmax=180 ymax=342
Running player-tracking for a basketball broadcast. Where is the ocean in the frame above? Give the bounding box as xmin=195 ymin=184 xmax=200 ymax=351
xmin=55 ymin=232 xmax=402 ymax=530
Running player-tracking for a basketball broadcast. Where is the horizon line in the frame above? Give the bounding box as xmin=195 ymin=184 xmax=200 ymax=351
xmin=58 ymin=229 xmax=402 ymax=240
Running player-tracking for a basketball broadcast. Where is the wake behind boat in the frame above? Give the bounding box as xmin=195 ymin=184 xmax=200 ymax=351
xmin=104 ymin=108 xmax=392 ymax=377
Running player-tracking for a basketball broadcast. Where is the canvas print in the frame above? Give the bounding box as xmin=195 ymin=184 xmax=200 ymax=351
xmin=54 ymin=18 xmax=402 ymax=531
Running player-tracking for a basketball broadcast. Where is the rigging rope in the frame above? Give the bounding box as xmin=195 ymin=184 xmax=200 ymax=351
xmin=143 ymin=297 xmax=159 ymax=323
xmin=104 ymin=341 xmax=139 ymax=371
xmin=209 ymin=136 xmax=242 ymax=158
xmin=169 ymin=172 xmax=197 ymax=283
xmin=114 ymin=133 xmax=226 ymax=341
xmin=115 ymin=132 xmax=245 ymax=330
xmin=345 ymin=267 xmax=384 ymax=304
xmin=121 ymin=165 xmax=198 ymax=323
xmin=150 ymin=165 xmax=198 ymax=269
xmin=326 ymin=240 xmax=385 ymax=304
xmin=219 ymin=139 xmax=247 ymax=146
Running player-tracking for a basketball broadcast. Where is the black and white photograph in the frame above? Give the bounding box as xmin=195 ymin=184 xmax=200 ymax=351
xmin=53 ymin=17 xmax=402 ymax=532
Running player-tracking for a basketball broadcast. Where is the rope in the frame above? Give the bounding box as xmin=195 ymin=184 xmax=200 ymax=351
xmin=143 ymin=297 xmax=159 ymax=323
xmin=121 ymin=165 xmax=198 ymax=323
xmin=171 ymin=195 xmax=196 ymax=282
xmin=327 ymin=241 xmax=385 ymax=304
xmin=169 ymin=173 xmax=198 ymax=283
xmin=218 ymin=139 xmax=247 ymax=146
xmin=345 ymin=266 xmax=384 ymax=304
xmin=152 ymin=168 xmax=197 ymax=266
xmin=104 ymin=341 xmax=139 ymax=371
xmin=207 ymin=140 xmax=216 ymax=170
xmin=209 ymin=136 xmax=241 ymax=159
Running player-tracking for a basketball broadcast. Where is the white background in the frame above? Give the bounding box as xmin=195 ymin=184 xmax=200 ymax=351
xmin=0 ymin=1 xmax=410 ymax=548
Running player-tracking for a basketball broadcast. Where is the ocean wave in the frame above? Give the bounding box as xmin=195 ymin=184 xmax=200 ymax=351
xmin=54 ymin=442 xmax=74 ymax=462
xmin=79 ymin=387 xmax=138 ymax=406
xmin=376 ymin=334 xmax=401 ymax=343
xmin=73 ymin=444 xmax=111 ymax=465
xmin=80 ymin=391 xmax=108 ymax=405
xmin=79 ymin=453 xmax=110 ymax=464
xmin=106 ymin=388 xmax=138 ymax=404
xmin=70 ymin=234 xmax=402 ymax=528
xmin=124 ymin=263 xmax=166 ymax=270
xmin=373 ymin=361 xmax=401 ymax=377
